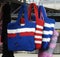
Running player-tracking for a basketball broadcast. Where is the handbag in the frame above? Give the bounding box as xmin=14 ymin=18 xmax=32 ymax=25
xmin=28 ymin=3 xmax=44 ymax=49
xmin=39 ymin=6 xmax=55 ymax=50
xmin=7 ymin=3 xmax=36 ymax=51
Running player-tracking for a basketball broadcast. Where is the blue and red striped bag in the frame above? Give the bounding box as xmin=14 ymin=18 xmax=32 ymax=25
xmin=20 ymin=3 xmax=44 ymax=49
xmin=28 ymin=3 xmax=44 ymax=49
xmin=39 ymin=6 xmax=55 ymax=50
xmin=7 ymin=3 xmax=36 ymax=51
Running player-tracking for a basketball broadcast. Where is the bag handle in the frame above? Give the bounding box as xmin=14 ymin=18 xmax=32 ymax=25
xmin=28 ymin=3 xmax=39 ymax=21
xmin=39 ymin=6 xmax=47 ymax=20
xmin=16 ymin=3 xmax=29 ymax=26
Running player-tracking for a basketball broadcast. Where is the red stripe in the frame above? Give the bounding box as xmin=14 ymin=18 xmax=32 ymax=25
xmin=35 ymin=33 xmax=42 ymax=36
xmin=8 ymin=32 xmax=35 ymax=37
xmin=8 ymin=34 xmax=16 ymax=38
xmin=35 ymin=38 xmax=42 ymax=41
xmin=36 ymin=28 xmax=43 ymax=31
xmin=19 ymin=32 xmax=34 ymax=36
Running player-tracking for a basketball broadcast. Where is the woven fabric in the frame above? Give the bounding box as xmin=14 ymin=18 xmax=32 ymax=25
xmin=28 ymin=3 xmax=44 ymax=49
xmin=7 ymin=3 xmax=36 ymax=51
xmin=38 ymin=6 xmax=55 ymax=50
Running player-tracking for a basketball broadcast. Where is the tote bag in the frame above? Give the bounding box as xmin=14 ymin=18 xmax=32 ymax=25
xmin=28 ymin=3 xmax=44 ymax=49
xmin=39 ymin=6 xmax=55 ymax=50
xmin=7 ymin=3 xmax=36 ymax=51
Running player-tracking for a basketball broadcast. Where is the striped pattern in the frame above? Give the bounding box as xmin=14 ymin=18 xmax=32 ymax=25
xmin=38 ymin=6 xmax=55 ymax=50
xmin=35 ymin=19 xmax=44 ymax=49
xmin=7 ymin=28 xmax=35 ymax=37
xmin=42 ymin=21 xmax=55 ymax=50
xmin=42 ymin=23 xmax=55 ymax=41
xmin=7 ymin=3 xmax=36 ymax=51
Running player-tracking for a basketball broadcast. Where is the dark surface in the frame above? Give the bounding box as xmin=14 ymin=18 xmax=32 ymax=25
xmin=1 ymin=3 xmax=14 ymax=57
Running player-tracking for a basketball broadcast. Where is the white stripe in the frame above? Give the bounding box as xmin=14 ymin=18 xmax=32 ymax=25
xmin=43 ymin=31 xmax=53 ymax=35
xmin=7 ymin=29 xmax=17 ymax=33
xmin=17 ymin=28 xmax=35 ymax=33
xmin=7 ymin=28 xmax=35 ymax=33
xmin=42 ymin=38 xmax=50 ymax=42
xmin=50 ymin=24 xmax=54 ymax=27
xmin=45 ymin=23 xmax=54 ymax=28
xmin=35 ymin=41 xmax=42 ymax=44
xmin=35 ymin=35 xmax=42 ymax=39
xmin=36 ymin=25 xmax=43 ymax=29
xmin=21 ymin=24 xmax=25 ymax=26
xmin=35 ymin=30 xmax=43 ymax=34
